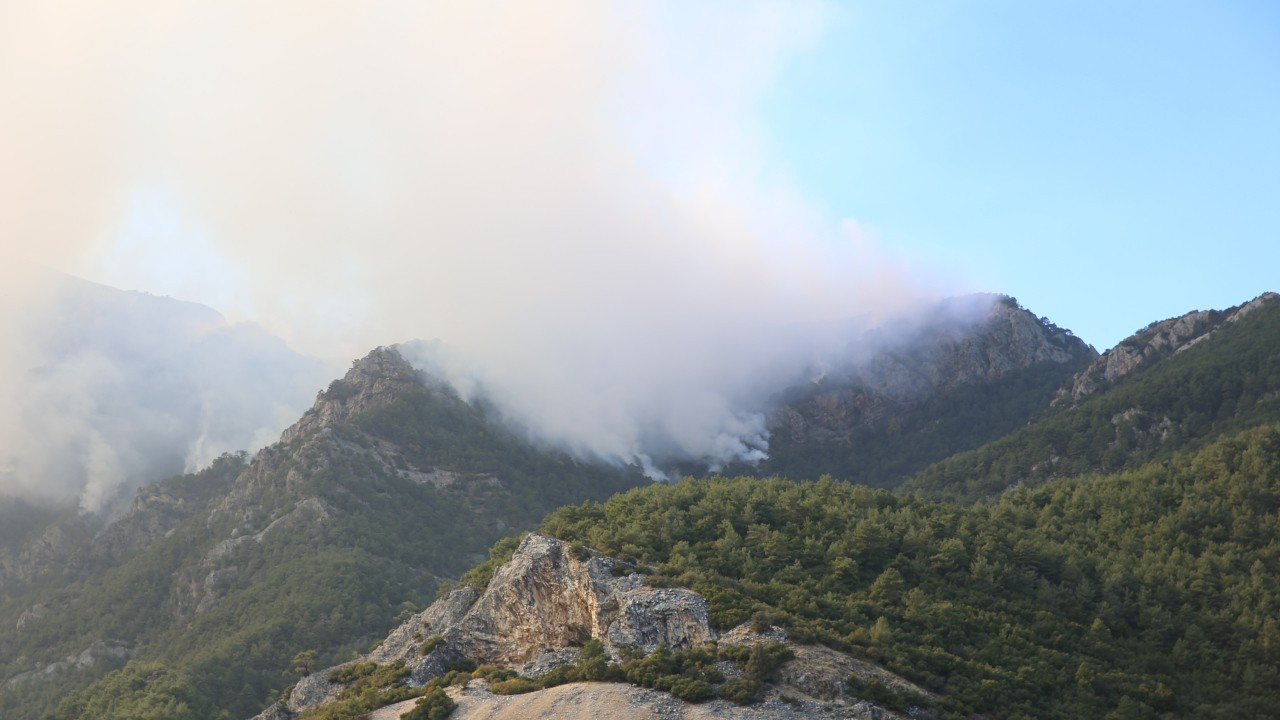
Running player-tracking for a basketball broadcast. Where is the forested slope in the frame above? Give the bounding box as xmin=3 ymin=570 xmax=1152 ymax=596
xmin=903 ymin=293 xmax=1280 ymax=502
xmin=0 ymin=348 xmax=646 ymax=720
xmin=757 ymin=295 xmax=1095 ymax=487
xmin=541 ymin=426 xmax=1280 ymax=718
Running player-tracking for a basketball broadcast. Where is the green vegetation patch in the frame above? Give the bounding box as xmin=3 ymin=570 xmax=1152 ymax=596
xmin=538 ymin=426 xmax=1280 ymax=718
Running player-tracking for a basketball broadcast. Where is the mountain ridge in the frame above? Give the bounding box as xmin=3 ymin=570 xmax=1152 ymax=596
xmin=5 ymin=289 xmax=1279 ymax=719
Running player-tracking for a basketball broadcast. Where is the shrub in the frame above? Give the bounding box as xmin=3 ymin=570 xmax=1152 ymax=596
xmin=668 ymin=677 xmax=715 ymax=703
xmin=419 ymin=635 xmax=445 ymax=655
xmin=717 ymin=677 xmax=760 ymax=705
xmin=399 ymin=686 xmax=455 ymax=720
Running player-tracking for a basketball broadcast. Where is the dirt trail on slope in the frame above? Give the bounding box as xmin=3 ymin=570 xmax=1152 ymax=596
xmin=369 ymin=680 xmax=881 ymax=720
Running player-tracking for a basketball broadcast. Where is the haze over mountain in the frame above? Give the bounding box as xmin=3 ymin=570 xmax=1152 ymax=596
xmin=4 ymin=1 xmax=1270 ymax=492
xmin=0 ymin=0 xmax=977 ymax=495
xmin=1 ymin=3 xmax=1277 ymax=718
xmin=5 ymin=289 xmax=1274 ymax=717
xmin=0 ymin=274 xmax=334 ymax=513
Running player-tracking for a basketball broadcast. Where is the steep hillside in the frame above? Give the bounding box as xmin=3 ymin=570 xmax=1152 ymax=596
xmin=536 ymin=426 xmax=1280 ymax=718
xmin=758 ymin=295 xmax=1096 ymax=486
xmin=1054 ymin=292 xmax=1276 ymax=405
xmin=904 ymin=292 xmax=1280 ymax=502
xmin=246 ymin=533 xmax=928 ymax=720
xmin=230 ymin=425 xmax=1280 ymax=720
xmin=0 ymin=347 xmax=647 ymax=720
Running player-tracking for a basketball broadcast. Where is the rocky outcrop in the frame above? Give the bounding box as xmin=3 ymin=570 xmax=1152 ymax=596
xmin=279 ymin=346 xmax=425 ymax=445
xmin=0 ymin=511 xmax=95 ymax=593
xmin=372 ymin=533 xmax=714 ymax=670
xmin=256 ymin=535 xmax=929 ymax=720
xmin=1056 ymin=292 xmax=1278 ymax=406
xmin=770 ymin=294 xmax=1096 ymax=448
xmin=256 ymin=533 xmax=714 ymax=718
xmin=1 ymin=640 xmax=131 ymax=690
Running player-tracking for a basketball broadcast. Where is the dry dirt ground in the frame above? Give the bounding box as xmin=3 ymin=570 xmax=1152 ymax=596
xmin=368 ymin=680 xmax=895 ymax=720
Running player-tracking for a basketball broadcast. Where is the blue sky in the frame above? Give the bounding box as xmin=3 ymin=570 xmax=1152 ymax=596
xmin=757 ymin=1 xmax=1280 ymax=350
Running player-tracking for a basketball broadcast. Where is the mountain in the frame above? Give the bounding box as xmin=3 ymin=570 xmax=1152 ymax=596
xmin=237 ymin=423 xmax=1280 ymax=720
xmin=0 ymin=274 xmax=334 ymax=515
xmin=8 ymin=290 xmax=1279 ymax=719
xmin=903 ymin=292 xmax=1280 ymax=502
xmin=0 ymin=346 xmax=647 ymax=720
xmin=756 ymin=295 xmax=1096 ymax=486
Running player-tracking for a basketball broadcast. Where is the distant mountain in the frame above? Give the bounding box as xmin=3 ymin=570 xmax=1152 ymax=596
xmin=0 ymin=274 xmax=333 ymax=515
xmin=904 ymin=292 xmax=1280 ymax=502
xmin=0 ymin=346 xmax=647 ymax=720
xmin=756 ymin=295 xmax=1096 ymax=486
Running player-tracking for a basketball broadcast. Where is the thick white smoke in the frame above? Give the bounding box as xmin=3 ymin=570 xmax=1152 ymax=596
xmin=1 ymin=1 xmax=970 ymax=497
xmin=0 ymin=274 xmax=333 ymax=512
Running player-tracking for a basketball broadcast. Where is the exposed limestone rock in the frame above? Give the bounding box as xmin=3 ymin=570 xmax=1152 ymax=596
xmin=256 ymin=535 xmax=929 ymax=720
xmin=279 ymin=346 xmax=424 ymax=445
xmin=2 ymin=640 xmax=130 ymax=690
xmin=1057 ymin=292 xmax=1279 ymax=406
xmin=718 ymin=625 xmax=932 ymax=707
xmin=0 ymin=516 xmax=94 ymax=592
xmin=373 ymin=533 xmax=713 ymax=669
xmin=283 ymin=667 xmax=347 ymax=715
xmin=255 ymin=534 xmax=714 ymax=719
xmin=15 ymin=603 xmax=47 ymax=630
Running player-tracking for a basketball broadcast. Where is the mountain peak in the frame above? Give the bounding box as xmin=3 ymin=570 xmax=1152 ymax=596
xmin=279 ymin=346 xmax=425 ymax=444
xmin=1056 ymin=291 xmax=1278 ymax=406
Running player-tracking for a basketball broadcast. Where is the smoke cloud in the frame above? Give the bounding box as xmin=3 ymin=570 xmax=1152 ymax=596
xmin=0 ymin=275 xmax=333 ymax=513
xmin=1 ymin=1 xmax=970 ymax=498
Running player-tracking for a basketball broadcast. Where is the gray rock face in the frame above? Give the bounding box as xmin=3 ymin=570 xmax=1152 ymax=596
xmin=2 ymin=640 xmax=130 ymax=691
xmin=254 ymin=535 xmax=926 ymax=720
xmin=258 ymin=534 xmax=713 ymax=718
xmin=1057 ymin=292 xmax=1278 ymax=405
xmin=375 ymin=533 xmax=713 ymax=670
xmin=772 ymin=295 xmax=1095 ymax=443
xmin=0 ymin=518 xmax=92 ymax=592
xmin=279 ymin=346 xmax=423 ymax=445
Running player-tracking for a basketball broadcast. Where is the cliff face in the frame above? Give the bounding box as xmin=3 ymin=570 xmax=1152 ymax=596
xmin=379 ymin=534 xmax=712 ymax=668
xmin=260 ymin=534 xmax=928 ymax=720
xmin=761 ymin=295 xmax=1096 ymax=485
xmin=775 ymin=296 xmax=1093 ymax=433
xmin=279 ymin=346 xmax=426 ymax=445
xmin=1057 ymin=292 xmax=1280 ymax=405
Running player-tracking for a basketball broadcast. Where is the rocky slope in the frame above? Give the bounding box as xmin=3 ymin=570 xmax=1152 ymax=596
xmin=906 ymin=291 xmax=1280 ymax=502
xmin=1055 ymin=292 xmax=1279 ymax=405
xmin=760 ymin=294 xmax=1096 ymax=485
xmin=257 ymin=534 xmax=929 ymax=720
xmin=2 ymin=347 xmax=647 ymax=720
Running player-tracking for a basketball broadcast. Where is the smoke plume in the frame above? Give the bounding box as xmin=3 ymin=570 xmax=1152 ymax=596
xmin=1 ymin=1 xmax=971 ymax=500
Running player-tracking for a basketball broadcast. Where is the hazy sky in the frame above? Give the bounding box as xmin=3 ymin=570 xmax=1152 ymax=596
xmin=1 ymin=1 xmax=1277 ymax=491
xmin=5 ymin=1 xmax=1274 ymax=352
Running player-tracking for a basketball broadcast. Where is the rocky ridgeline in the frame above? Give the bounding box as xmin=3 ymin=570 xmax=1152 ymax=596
xmin=280 ymin=346 xmax=424 ymax=445
xmin=1055 ymin=292 xmax=1279 ymax=406
xmin=255 ymin=534 xmax=929 ymax=720
xmin=772 ymin=295 xmax=1095 ymax=441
